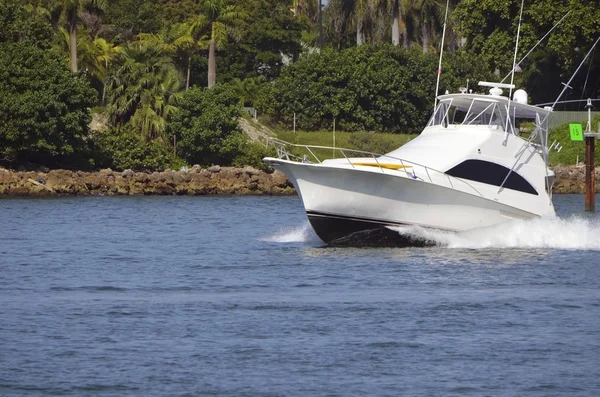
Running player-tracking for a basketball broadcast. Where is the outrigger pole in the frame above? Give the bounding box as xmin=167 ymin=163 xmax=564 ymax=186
xmin=548 ymin=36 xmax=600 ymax=111
xmin=433 ymin=0 xmax=450 ymax=111
xmin=501 ymin=11 xmax=572 ymax=84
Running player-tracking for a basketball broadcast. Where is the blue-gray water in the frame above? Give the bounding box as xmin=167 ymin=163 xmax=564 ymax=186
xmin=1 ymin=194 xmax=599 ymax=396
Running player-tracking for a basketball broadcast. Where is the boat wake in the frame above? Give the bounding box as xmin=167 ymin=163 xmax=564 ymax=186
xmin=388 ymin=216 xmax=600 ymax=250
xmin=261 ymin=221 xmax=321 ymax=243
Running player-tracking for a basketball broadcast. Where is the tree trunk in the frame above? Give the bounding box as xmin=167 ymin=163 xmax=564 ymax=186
xmin=392 ymin=0 xmax=400 ymax=46
xmin=422 ymin=20 xmax=429 ymax=53
xmin=186 ymin=56 xmax=191 ymax=90
xmin=208 ymin=24 xmax=216 ymax=88
xmin=318 ymin=0 xmax=323 ymax=49
xmin=69 ymin=19 xmax=78 ymax=73
xmin=356 ymin=20 xmax=364 ymax=46
xmin=101 ymin=60 xmax=108 ymax=106
xmin=401 ymin=19 xmax=409 ymax=49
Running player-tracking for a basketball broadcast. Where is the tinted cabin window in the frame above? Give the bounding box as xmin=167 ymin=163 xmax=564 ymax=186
xmin=446 ymin=160 xmax=538 ymax=195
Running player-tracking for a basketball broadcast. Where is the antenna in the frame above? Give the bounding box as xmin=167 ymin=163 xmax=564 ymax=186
xmin=504 ymin=0 xmax=525 ymax=140
xmin=434 ymin=0 xmax=450 ymax=111
xmin=501 ymin=10 xmax=572 ymax=83
xmin=508 ymin=0 xmax=525 ymax=101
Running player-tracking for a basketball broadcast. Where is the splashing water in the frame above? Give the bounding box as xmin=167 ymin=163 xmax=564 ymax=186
xmin=389 ymin=216 xmax=600 ymax=250
xmin=261 ymin=221 xmax=320 ymax=243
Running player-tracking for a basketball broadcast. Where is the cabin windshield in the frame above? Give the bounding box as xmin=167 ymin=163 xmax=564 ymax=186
xmin=427 ymin=97 xmax=518 ymax=133
xmin=425 ymin=95 xmax=552 ymax=161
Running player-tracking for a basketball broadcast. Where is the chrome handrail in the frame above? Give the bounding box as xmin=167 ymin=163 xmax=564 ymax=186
xmin=264 ymin=137 xmax=484 ymax=197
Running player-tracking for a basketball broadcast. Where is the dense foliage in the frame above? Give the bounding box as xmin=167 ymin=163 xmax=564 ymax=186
xmin=258 ymin=45 xmax=491 ymax=133
xmin=454 ymin=0 xmax=600 ymax=105
xmin=169 ymin=85 xmax=245 ymax=166
xmin=91 ymin=125 xmax=180 ymax=171
xmin=0 ymin=42 xmax=97 ymax=168
xmin=1 ymin=0 xmax=599 ymax=169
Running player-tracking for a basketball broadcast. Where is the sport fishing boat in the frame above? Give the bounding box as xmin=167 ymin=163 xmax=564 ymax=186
xmin=263 ymin=82 xmax=557 ymax=245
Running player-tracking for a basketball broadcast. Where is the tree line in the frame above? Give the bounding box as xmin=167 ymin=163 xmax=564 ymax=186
xmin=1 ymin=0 xmax=599 ymax=170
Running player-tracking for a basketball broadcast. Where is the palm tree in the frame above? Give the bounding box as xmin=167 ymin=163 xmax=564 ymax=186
xmin=291 ymin=0 xmax=318 ymax=19
xmin=53 ymin=27 xmax=119 ymax=103
xmin=137 ymin=23 xmax=207 ymax=91
xmin=106 ymin=43 xmax=183 ymax=141
xmin=374 ymin=0 xmax=411 ymax=46
xmin=192 ymin=0 xmax=246 ymax=88
xmin=56 ymin=0 xmax=107 ymax=72
xmin=91 ymin=38 xmax=121 ymax=105
xmin=413 ymin=0 xmax=446 ymax=53
xmin=229 ymin=77 xmax=263 ymax=107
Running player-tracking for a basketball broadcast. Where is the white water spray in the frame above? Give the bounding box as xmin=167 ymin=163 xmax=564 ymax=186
xmin=389 ymin=216 xmax=600 ymax=250
xmin=261 ymin=221 xmax=320 ymax=243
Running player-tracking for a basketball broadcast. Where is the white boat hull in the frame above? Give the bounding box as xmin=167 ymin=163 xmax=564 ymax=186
xmin=267 ymin=158 xmax=542 ymax=244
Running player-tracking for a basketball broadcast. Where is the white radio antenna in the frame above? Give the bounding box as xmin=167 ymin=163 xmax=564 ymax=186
xmin=433 ymin=0 xmax=450 ymax=111
xmin=508 ymin=0 xmax=525 ymax=102
xmin=504 ymin=0 xmax=525 ymax=139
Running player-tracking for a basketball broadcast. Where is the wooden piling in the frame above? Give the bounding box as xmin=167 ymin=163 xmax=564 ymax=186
xmin=585 ymin=135 xmax=595 ymax=212
xmin=584 ymin=99 xmax=596 ymax=212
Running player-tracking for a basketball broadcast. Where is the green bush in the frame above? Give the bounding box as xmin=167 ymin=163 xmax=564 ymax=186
xmin=168 ymin=85 xmax=245 ymax=166
xmin=232 ymin=142 xmax=277 ymax=171
xmin=91 ymin=125 xmax=182 ymax=171
xmin=256 ymin=46 xmax=492 ymax=133
xmin=0 ymin=42 xmax=97 ymax=168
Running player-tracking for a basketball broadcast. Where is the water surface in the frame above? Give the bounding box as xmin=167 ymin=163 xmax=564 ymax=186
xmin=1 ymin=194 xmax=599 ymax=396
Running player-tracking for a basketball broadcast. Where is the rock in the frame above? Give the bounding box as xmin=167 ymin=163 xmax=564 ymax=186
xmin=99 ymin=168 xmax=114 ymax=176
xmin=270 ymin=170 xmax=289 ymax=187
xmin=0 ymin=165 xmax=299 ymax=196
xmin=242 ymin=166 xmax=261 ymax=176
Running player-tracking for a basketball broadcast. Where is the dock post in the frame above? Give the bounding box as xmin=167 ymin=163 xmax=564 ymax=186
xmin=584 ymin=99 xmax=596 ymax=212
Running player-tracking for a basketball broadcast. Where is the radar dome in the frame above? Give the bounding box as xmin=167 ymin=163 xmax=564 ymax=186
xmin=513 ymin=89 xmax=528 ymax=104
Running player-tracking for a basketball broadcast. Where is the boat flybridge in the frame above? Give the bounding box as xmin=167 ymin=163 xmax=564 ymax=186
xmin=263 ymin=82 xmax=556 ymax=246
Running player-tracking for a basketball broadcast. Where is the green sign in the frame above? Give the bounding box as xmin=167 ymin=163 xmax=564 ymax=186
xmin=569 ymin=124 xmax=583 ymax=141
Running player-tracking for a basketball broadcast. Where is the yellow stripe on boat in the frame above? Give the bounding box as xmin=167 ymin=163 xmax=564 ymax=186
xmin=351 ymin=162 xmax=412 ymax=170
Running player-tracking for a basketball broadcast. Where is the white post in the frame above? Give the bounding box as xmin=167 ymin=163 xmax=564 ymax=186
xmin=434 ymin=0 xmax=450 ymax=111
xmin=333 ymin=118 xmax=336 ymax=158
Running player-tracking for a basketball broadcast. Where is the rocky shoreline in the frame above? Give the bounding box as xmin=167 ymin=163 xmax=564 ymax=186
xmin=0 ymin=165 xmax=597 ymax=197
xmin=0 ymin=165 xmax=295 ymax=197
